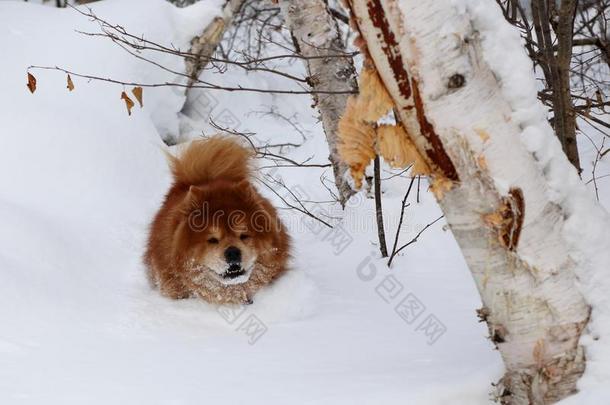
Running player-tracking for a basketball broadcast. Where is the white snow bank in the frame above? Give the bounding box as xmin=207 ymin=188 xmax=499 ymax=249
xmin=455 ymin=0 xmax=610 ymax=401
xmin=5 ymin=0 xmax=222 ymax=140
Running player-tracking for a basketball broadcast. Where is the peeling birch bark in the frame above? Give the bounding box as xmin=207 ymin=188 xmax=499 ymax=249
xmin=280 ymin=0 xmax=358 ymax=206
xmin=345 ymin=0 xmax=591 ymax=403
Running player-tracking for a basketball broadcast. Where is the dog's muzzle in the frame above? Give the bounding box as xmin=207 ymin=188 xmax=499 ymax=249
xmin=222 ymin=246 xmax=246 ymax=280
xmin=223 ymin=263 xmax=246 ymax=279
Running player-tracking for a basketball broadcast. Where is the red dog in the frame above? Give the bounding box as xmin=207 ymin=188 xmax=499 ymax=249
xmin=144 ymin=136 xmax=290 ymax=305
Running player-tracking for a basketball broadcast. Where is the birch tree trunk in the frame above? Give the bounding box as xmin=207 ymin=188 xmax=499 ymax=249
xmin=280 ymin=0 xmax=358 ymax=206
xmin=345 ymin=0 xmax=591 ymax=402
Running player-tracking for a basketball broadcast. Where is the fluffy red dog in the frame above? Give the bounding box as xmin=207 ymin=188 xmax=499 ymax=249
xmin=144 ymin=136 xmax=290 ymax=305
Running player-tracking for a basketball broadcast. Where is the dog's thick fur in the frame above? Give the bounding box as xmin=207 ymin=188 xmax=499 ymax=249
xmin=144 ymin=136 xmax=290 ymax=305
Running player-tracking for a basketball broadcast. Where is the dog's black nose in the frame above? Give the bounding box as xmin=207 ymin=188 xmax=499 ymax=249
xmin=224 ymin=246 xmax=241 ymax=263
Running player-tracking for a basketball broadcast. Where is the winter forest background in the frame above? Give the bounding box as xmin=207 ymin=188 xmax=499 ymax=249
xmin=1 ymin=0 xmax=610 ymax=403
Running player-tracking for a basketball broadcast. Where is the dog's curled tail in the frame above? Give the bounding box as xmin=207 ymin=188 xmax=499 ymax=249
xmin=168 ymin=136 xmax=253 ymax=185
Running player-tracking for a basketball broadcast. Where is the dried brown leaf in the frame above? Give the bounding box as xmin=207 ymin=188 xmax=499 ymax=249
xmin=27 ymin=73 xmax=37 ymax=94
xmin=121 ymin=91 xmax=135 ymax=116
xmin=67 ymin=74 xmax=74 ymax=92
xmin=132 ymin=86 xmax=143 ymax=108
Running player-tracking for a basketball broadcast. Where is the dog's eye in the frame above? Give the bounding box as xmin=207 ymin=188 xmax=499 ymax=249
xmin=207 ymin=237 xmax=219 ymax=244
xmin=240 ymin=234 xmax=250 ymax=241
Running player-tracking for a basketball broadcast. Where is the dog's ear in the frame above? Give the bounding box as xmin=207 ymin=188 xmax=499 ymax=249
xmin=236 ymin=180 xmax=258 ymax=202
xmin=178 ymin=185 xmax=211 ymax=233
xmin=186 ymin=185 xmax=203 ymax=202
xmin=179 ymin=185 xmax=207 ymax=214
xmin=235 ymin=181 xmax=279 ymax=235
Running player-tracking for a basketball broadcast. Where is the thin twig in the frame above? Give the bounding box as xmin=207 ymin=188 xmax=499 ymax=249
xmin=388 ymin=215 xmax=444 ymax=267
xmin=374 ymin=156 xmax=388 ymax=257
xmin=388 ymin=176 xmax=416 ymax=267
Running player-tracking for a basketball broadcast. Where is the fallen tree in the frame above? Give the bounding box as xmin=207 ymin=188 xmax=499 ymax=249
xmin=180 ymin=0 xmax=247 ymax=89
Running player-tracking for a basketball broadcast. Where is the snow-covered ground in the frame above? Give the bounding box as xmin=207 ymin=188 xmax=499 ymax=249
xmin=0 ymin=1 xmax=607 ymax=404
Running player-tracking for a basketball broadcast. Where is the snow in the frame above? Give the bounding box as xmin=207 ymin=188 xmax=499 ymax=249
xmin=457 ymin=0 xmax=610 ymax=401
xmin=0 ymin=0 xmax=607 ymax=404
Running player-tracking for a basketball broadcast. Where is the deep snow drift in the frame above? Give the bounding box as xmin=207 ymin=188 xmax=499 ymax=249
xmin=0 ymin=1 xmax=608 ymax=404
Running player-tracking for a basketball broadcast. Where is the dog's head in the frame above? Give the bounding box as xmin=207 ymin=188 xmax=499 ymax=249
xmin=176 ymin=180 xmax=278 ymax=285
